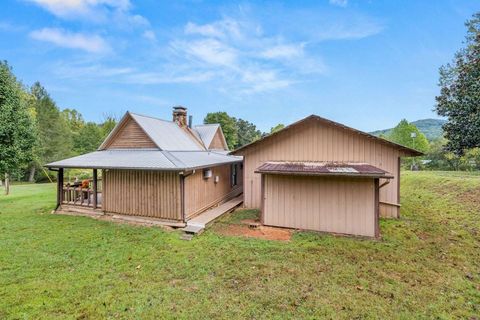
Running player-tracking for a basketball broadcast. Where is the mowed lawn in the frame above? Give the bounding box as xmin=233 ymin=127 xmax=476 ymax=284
xmin=1 ymin=172 xmax=479 ymax=319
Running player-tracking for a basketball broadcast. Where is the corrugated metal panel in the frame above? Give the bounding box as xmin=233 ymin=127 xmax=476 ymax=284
xmin=263 ymin=175 xmax=375 ymax=237
xmin=255 ymin=161 xmax=392 ymax=178
xmin=130 ymin=113 xmax=204 ymax=151
xmin=236 ymin=119 xmax=402 ymax=218
xmin=46 ymin=150 xmax=176 ymax=169
xmin=168 ymin=151 xmax=242 ymax=169
xmin=46 ymin=150 xmax=242 ymax=170
xmin=193 ymin=124 xmax=220 ymax=148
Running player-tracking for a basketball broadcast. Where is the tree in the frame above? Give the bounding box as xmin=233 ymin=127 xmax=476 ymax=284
xmin=435 ymin=13 xmax=480 ymax=155
xmin=74 ymin=122 xmax=103 ymax=154
xmin=100 ymin=114 xmax=117 ymax=140
xmin=204 ymin=112 xmax=237 ymax=150
xmin=234 ymin=118 xmax=261 ymax=148
xmin=31 ymin=82 xmax=72 ymax=162
xmin=0 ymin=61 xmax=36 ymax=194
xmin=270 ymin=124 xmax=285 ymax=134
xmin=385 ymin=119 xmax=429 ymax=152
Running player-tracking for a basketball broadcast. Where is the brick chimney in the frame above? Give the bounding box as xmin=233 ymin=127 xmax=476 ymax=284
xmin=172 ymin=106 xmax=187 ymax=127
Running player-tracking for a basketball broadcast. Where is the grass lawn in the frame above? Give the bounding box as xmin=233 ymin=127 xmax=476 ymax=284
xmin=0 ymin=172 xmax=479 ymax=319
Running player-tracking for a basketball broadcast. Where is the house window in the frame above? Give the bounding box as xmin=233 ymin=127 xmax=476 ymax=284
xmin=231 ymin=164 xmax=238 ymax=187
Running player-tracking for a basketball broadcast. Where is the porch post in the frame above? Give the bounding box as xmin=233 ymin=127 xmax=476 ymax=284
xmin=374 ymin=178 xmax=380 ymax=238
xmin=92 ymin=169 xmax=98 ymax=209
xmin=57 ymin=168 xmax=64 ymax=208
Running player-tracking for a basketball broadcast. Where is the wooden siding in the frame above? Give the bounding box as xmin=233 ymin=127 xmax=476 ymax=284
xmin=263 ymin=175 xmax=375 ymax=237
xmin=209 ymin=128 xmax=228 ymax=150
xmin=237 ymin=119 xmax=403 ymax=218
xmin=103 ymin=169 xmax=181 ymax=220
xmin=184 ymin=163 xmax=243 ymax=219
xmin=104 ymin=116 xmax=157 ymax=149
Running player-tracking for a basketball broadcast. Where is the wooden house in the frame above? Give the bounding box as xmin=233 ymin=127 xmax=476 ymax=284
xmin=46 ymin=106 xmax=243 ymax=226
xmin=231 ymin=115 xmax=422 ymax=237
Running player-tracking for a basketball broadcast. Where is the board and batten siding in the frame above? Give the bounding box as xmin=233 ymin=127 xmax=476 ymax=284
xmin=104 ymin=116 xmax=157 ymax=149
xmin=208 ymin=128 xmax=228 ymax=150
xmin=263 ymin=175 xmax=375 ymax=237
xmin=184 ymin=163 xmax=243 ymax=219
xmin=103 ymin=169 xmax=182 ymax=220
xmin=236 ymin=119 xmax=404 ymax=218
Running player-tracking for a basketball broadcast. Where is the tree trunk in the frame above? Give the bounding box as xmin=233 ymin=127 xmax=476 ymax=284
xmin=28 ymin=166 xmax=36 ymax=182
xmin=5 ymin=173 xmax=10 ymax=195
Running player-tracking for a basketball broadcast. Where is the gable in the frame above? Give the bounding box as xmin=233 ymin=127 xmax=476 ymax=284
xmin=102 ymin=116 xmax=157 ymax=149
xmin=208 ymin=127 xmax=228 ymax=150
xmin=232 ymin=115 xmax=422 ymax=157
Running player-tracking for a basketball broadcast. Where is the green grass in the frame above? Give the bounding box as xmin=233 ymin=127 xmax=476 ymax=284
xmin=1 ymin=172 xmax=479 ymax=319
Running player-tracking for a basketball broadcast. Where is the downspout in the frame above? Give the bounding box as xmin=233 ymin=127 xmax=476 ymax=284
xmin=179 ymin=170 xmax=195 ymax=223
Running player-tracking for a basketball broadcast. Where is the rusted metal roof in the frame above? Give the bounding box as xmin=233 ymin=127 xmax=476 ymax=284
xmin=255 ymin=161 xmax=393 ymax=178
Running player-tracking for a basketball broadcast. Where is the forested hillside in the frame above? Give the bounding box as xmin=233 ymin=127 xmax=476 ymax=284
xmin=370 ymin=119 xmax=446 ymax=140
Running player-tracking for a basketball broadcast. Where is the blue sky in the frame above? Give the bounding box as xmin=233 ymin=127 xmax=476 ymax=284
xmin=1 ymin=0 xmax=479 ymax=132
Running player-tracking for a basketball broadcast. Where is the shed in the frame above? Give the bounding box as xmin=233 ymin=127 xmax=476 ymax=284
xmin=232 ymin=115 xmax=421 ymax=237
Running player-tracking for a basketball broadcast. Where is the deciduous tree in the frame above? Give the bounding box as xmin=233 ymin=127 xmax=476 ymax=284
xmin=0 ymin=61 xmax=36 ymax=194
xmin=435 ymin=13 xmax=480 ymax=155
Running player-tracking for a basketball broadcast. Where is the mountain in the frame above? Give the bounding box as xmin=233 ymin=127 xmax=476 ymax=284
xmin=370 ymin=119 xmax=446 ymax=141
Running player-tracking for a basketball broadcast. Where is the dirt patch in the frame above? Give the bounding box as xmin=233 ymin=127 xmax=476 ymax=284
xmin=217 ymin=222 xmax=292 ymax=241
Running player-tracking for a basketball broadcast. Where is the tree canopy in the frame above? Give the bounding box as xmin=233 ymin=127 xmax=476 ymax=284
xmin=270 ymin=124 xmax=285 ymax=134
xmin=385 ymin=119 xmax=429 ymax=153
xmin=204 ymin=112 xmax=238 ymax=150
xmin=0 ymin=61 xmax=36 ymax=188
xmin=435 ymin=12 xmax=480 ymax=155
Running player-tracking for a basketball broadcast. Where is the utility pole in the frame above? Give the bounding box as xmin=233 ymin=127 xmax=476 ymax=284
xmin=410 ymin=132 xmax=417 ymax=170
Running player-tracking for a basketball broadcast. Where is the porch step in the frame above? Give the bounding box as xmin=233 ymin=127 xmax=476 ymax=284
xmin=180 ymin=195 xmax=243 ymax=240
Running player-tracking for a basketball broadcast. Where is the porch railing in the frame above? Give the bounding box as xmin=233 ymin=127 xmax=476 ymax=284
xmin=62 ymin=186 xmax=101 ymax=208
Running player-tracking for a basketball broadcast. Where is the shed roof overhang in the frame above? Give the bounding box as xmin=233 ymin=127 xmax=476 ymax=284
xmin=255 ymin=161 xmax=394 ymax=179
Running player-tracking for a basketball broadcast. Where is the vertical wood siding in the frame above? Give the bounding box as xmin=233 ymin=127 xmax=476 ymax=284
xmin=238 ymin=120 xmax=403 ymax=217
xmin=209 ymin=128 xmax=228 ymax=150
xmin=104 ymin=117 xmax=157 ymax=149
xmin=103 ymin=169 xmax=181 ymax=220
xmin=184 ymin=163 xmax=243 ymax=219
xmin=263 ymin=175 xmax=375 ymax=237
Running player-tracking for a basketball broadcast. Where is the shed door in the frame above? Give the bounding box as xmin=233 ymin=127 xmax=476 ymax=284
xmin=262 ymin=175 xmax=376 ymax=237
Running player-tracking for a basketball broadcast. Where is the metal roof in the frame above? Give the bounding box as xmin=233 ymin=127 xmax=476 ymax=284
xmin=231 ymin=115 xmax=423 ymax=157
xmin=46 ymin=149 xmax=242 ymax=170
xmin=193 ymin=124 xmax=225 ymax=149
xmin=129 ymin=113 xmax=204 ymax=151
xmin=255 ymin=161 xmax=393 ymax=178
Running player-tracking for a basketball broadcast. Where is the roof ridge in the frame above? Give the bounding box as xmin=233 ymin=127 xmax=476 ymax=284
xmin=194 ymin=123 xmax=220 ymax=127
xmin=129 ymin=111 xmax=173 ymax=124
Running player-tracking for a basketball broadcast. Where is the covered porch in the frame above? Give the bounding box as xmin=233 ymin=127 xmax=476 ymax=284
xmin=52 ymin=167 xmax=102 ymax=211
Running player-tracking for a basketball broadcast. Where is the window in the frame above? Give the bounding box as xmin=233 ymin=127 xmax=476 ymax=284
xmin=231 ymin=164 xmax=238 ymax=187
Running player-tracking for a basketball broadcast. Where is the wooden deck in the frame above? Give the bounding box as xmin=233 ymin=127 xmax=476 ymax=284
xmin=182 ymin=195 xmax=243 ymax=237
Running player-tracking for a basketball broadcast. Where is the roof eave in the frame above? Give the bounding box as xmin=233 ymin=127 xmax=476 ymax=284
xmin=254 ymin=170 xmax=394 ymax=179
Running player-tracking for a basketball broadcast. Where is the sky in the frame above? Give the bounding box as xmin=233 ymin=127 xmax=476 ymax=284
xmin=0 ymin=0 xmax=479 ymax=132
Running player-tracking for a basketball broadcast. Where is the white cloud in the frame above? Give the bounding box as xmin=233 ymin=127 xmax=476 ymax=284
xmin=173 ymin=38 xmax=237 ymax=66
xmin=329 ymin=0 xmax=348 ymax=7
xmin=142 ymin=30 xmax=156 ymax=41
xmin=28 ymin=0 xmax=130 ymax=18
xmin=260 ymin=44 xmax=304 ymax=59
xmin=30 ymin=28 xmax=110 ymax=53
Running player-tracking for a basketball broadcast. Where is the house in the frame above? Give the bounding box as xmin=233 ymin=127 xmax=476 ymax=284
xmin=46 ymin=106 xmax=243 ymax=226
xmin=231 ymin=115 xmax=422 ymax=237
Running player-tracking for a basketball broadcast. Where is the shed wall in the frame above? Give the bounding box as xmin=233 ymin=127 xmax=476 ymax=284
xmin=103 ymin=169 xmax=181 ymax=220
xmin=238 ymin=120 xmax=402 ymax=217
xmin=184 ymin=163 xmax=243 ymax=219
xmin=263 ymin=175 xmax=375 ymax=237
